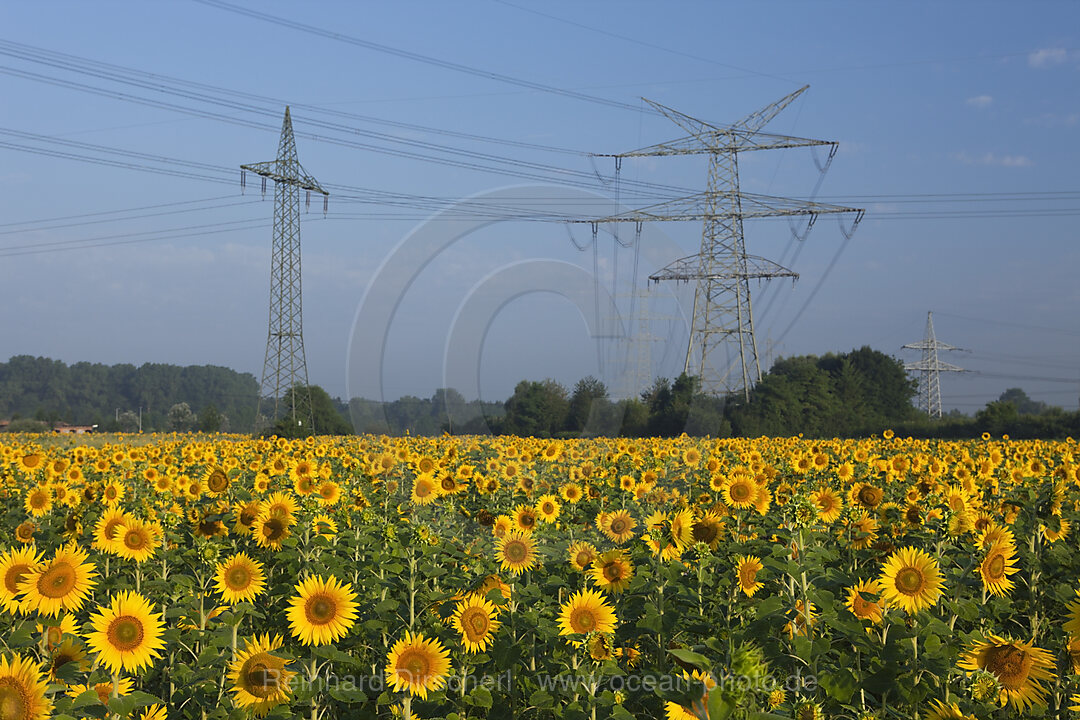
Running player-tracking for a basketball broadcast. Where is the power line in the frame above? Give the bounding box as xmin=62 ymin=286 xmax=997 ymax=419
xmin=192 ymin=0 xmax=655 ymax=115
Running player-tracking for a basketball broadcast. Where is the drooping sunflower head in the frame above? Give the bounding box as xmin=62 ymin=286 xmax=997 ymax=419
xmin=958 ymin=635 xmax=1055 ymax=712
xmin=844 ymin=580 xmax=884 ymax=624
xmin=452 ymin=595 xmax=501 ymax=653
xmin=978 ymin=540 xmax=1018 ymax=598
xmin=384 ymin=631 xmax=452 ymax=700
xmin=285 ymin=575 xmax=358 ymax=646
xmin=735 ymin=555 xmax=764 ymax=597
xmin=228 ymin=633 xmax=295 ymax=717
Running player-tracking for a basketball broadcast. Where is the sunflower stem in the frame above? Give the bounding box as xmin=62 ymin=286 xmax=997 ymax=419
xmin=309 ymin=653 xmax=320 ymax=720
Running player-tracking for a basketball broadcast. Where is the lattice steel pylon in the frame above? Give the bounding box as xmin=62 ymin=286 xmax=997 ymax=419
xmin=580 ymin=86 xmax=863 ymax=400
xmin=902 ymin=311 xmax=965 ymax=418
xmin=242 ymin=107 xmax=327 ymax=433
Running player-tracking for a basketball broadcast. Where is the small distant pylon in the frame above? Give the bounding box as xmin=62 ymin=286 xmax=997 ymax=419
xmin=902 ymin=311 xmax=965 ymax=418
xmin=242 ymin=107 xmax=328 ymax=433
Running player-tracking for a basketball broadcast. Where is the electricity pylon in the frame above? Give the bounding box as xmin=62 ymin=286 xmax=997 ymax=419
xmin=902 ymin=311 xmax=965 ymax=418
xmin=242 ymin=107 xmax=327 ymax=433
xmin=580 ymin=86 xmax=863 ymax=400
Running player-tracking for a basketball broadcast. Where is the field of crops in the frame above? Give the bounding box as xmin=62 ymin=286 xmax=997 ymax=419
xmin=1 ymin=431 xmax=1079 ymax=719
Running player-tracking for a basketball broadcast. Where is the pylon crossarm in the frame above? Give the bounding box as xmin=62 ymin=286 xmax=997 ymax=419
xmin=648 ymin=254 xmax=798 ymax=283
xmin=241 ymin=162 xmax=328 ymax=195
xmin=905 ymin=361 xmax=966 ymax=373
xmin=568 ymin=191 xmax=860 ymax=224
xmin=732 ymin=85 xmax=809 ymax=134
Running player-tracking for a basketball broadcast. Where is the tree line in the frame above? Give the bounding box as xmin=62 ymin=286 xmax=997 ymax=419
xmin=4 ymin=351 xmax=1076 ymax=439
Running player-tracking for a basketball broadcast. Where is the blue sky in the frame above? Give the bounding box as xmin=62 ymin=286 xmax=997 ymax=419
xmin=1 ymin=1 xmax=1078 ymax=412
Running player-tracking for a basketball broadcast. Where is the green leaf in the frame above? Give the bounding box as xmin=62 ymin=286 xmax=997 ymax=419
xmin=668 ymin=648 xmax=711 ymax=671
xmin=819 ymin=668 xmax=856 ymax=703
xmin=470 ymin=686 xmax=493 ymax=709
xmin=529 ymin=689 xmax=555 ymax=709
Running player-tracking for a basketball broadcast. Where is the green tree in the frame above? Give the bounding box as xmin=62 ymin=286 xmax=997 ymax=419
xmin=198 ymin=403 xmax=223 ymax=432
xmin=269 ymin=385 xmax=354 ymax=437
xmin=566 ymin=376 xmax=609 ymax=434
xmin=502 ymin=379 xmax=569 ymax=437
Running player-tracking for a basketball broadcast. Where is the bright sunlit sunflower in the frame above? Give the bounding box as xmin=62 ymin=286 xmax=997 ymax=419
xmin=18 ymin=544 xmax=98 ymax=617
xmin=601 ymin=510 xmax=637 ymax=545
xmin=495 ymin=531 xmax=537 ymax=576
xmin=411 ymin=475 xmax=440 ymax=506
xmin=253 ymin=509 xmax=293 ymax=551
xmin=0 ymin=653 xmax=53 ymax=720
xmin=113 ymin=519 xmax=160 ymax=563
xmin=451 ymin=595 xmax=501 ymax=653
xmin=0 ymin=546 xmax=41 ymax=615
xmin=23 ymin=487 xmax=52 ymax=518
xmin=876 ymin=546 xmax=944 ymax=615
xmin=534 ymin=494 xmax=561 ymax=523
xmin=557 ymin=588 xmax=617 ymax=636
xmin=385 ymin=631 xmax=452 ymax=700
xmin=723 ymin=474 xmax=758 ymax=509
xmin=84 ymin=590 xmax=166 ymax=673
xmin=735 ymin=555 xmax=764 ymax=597
xmin=214 ymin=553 xmax=267 ymax=605
xmin=844 ymin=580 xmax=884 ymax=624
xmin=92 ymin=508 xmax=130 ymax=554
xmin=959 ymin=635 xmax=1056 ymax=712
xmin=810 ymin=488 xmax=844 ymax=524
xmin=228 ymin=633 xmax=295 ymax=717
xmin=591 ymin=550 xmax=634 ymax=594
xmin=979 ymin=540 xmax=1019 ymax=597
xmin=286 ymin=575 xmax=359 ymax=646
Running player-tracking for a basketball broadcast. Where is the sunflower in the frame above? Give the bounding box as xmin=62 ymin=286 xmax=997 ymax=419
xmin=591 ymin=551 xmax=634 ymax=594
xmin=567 ymin=541 xmax=597 ymax=572
xmin=410 ymin=475 xmax=440 ymax=506
xmin=495 ymin=531 xmax=537 ymax=576
xmin=0 ymin=546 xmax=41 ymax=615
xmin=47 ymin=636 xmax=90 ymax=684
xmin=452 ymin=595 xmax=501 ymax=653
xmin=0 ymin=653 xmax=53 ymax=719
xmin=312 ymin=513 xmax=338 ymax=539
xmin=84 ymin=590 xmax=166 ymax=673
xmin=534 ymin=495 xmax=561 ymax=523
xmin=540 ymin=477 xmax=568 ymax=500
xmin=67 ymin=676 xmax=134 ymax=705
xmin=205 ymin=466 xmax=230 ymax=495
xmin=315 ymin=481 xmax=341 ymax=505
xmin=228 ymin=633 xmax=295 ymax=717
xmin=232 ymin=500 xmax=262 ymax=536
xmin=978 ymin=540 xmax=1018 ymax=597
xmin=286 ymin=575 xmax=358 ymax=646
xmin=92 ymin=509 xmax=129 ymax=554
xmin=102 ymin=482 xmax=125 ymax=506
xmin=844 ymin=580 xmax=884 ymax=624
xmin=810 ymin=488 xmax=843 ymax=523
xmin=513 ymin=505 xmax=538 ymax=533
xmin=690 ymin=512 xmax=723 ymax=550
xmin=23 ymin=487 xmax=52 ymax=517
xmin=19 ymin=544 xmax=97 ymax=617
xmin=848 ymin=511 xmax=880 ymax=550
xmin=113 ymin=519 xmax=160 ymax=563
xmin=214 ymin=553 xmax=267 ymax=605
xmin=14 ymin=522 xmax=36 ymax=545
xmin=557 ymin=588 xmax=617 ymax=636
xmin=876 ymin=546 xmax=943 ymax=615
xmin=137 ymin=705 xmax=168 ymax=720
xmin=601 ymin=510 xmax=637 ymax=544
xmin=385 ymin=631 xmax=452 ymax=700
xmin=722 ymin=474 xmax=758 ymax=509
xmin=735 ymin=555 xmax=764 ymax=597
xmin=253 ymin=509 xmax=293 ymax=551
xmin=851 ymin=482 xmax=884 ymax=510
xmin=925 ymin=699 xmax=976 ymax=720
xmin=958 ymin=635 xmax=1055 ymax=712
xmin=669 ymin=508 xmax=695 ymax=550
xmin=1063 ymin=587 xmax=1080 ymax=636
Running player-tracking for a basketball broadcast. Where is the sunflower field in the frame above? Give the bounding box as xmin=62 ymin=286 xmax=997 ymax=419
xmin=1 ymin=431 xmax=1079 ymax=720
